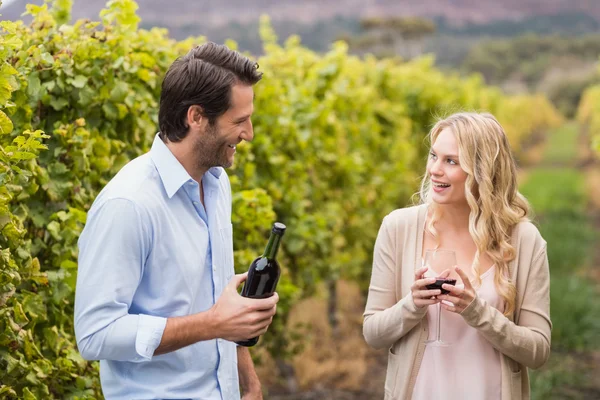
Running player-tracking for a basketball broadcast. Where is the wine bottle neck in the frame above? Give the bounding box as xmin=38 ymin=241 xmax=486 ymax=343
xmin=262 ymin=232 xmax=282 ymax=260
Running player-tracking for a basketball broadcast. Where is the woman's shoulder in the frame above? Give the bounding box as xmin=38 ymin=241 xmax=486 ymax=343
xmin=382 ymin=203 xmax=426 ymax=228
xmin=512 ymin=219 xmax=547 ymax=252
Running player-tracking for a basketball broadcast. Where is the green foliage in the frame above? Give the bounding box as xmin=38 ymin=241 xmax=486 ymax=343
xmin=0 ymin=11 xmax=56 ymax=399
xmin=148 ymin=11 xmax=599 ymax=64
xmin=541 ymin=123 xmax=580 ymax=166
xmin=0 ymin=1 xmax=563 ymax=397
xmin=577 ymin=84 xmax=600 ymax=153
xmin=522 ymin=126 xmax=600 ymax=397
xmin=521 ymin=167 xmax=598 ymax=351
xmin=463 ymin=34 xmax=600 ymax=88
xmin=174 ymin=15 xmax=361 ymax=54
xmin=549 ymin=274 xmax=600 ymax=351
xmin=0 ymin=0 xmax=197 ymax=396
xmin=360 ymin=16 xmax=436 ymax=39
xmin=436 ymin=12 xmax=600 ymax=37
xmin=520 ymin=169 xmax=587 ymax=214
xmin=547 ymin=76 xmax=599 ymax=119
xmin=530 ymin=352 xmax=591 ymax=400
xmin=540 ymin=212 xmax=595 ymax=273
xmin=50 ymin=0 xmax=73 ymax=25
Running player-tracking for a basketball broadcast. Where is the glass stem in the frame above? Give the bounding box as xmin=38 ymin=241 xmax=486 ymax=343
xmin=436 ymin=303 xmax=442 ymax=342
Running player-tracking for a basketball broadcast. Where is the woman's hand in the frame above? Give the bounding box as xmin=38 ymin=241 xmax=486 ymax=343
xmin=411 ymin=266 xmax=443 ymax=309
xmin=438 ymin=266 xmax=477 ymax=314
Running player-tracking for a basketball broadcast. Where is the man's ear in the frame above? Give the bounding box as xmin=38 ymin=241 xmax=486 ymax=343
xmin=186 ymin=105 xmax=205 ymax=130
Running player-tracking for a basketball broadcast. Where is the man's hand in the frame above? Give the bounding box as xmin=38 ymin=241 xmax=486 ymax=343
xmin=154 ymin=273 xmax=278 ymax=356
xmin=210 ymin=273 xmax=279 ymax=342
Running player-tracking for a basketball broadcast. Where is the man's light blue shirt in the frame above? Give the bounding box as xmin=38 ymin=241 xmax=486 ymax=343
xmin=75 ymin=134 xmax=240 ymax=400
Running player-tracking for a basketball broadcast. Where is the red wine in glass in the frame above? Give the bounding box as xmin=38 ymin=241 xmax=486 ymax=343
xmin=426 ymin=278 xmax=457 ymax=295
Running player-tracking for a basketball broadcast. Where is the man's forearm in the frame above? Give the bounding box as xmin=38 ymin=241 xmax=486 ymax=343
xmin=154 ymin=309 xmax=220 ymax=356
xmin=237 ymin=346 xmax=262 ymax=396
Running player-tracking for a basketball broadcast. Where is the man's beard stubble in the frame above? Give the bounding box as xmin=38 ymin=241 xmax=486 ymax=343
xmin=193 ymin=123 xmax=232 ymax=170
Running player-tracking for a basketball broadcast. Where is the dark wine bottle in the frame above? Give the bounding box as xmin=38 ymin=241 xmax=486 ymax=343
xmin=236 ymin=222 xmax=286 ymax=347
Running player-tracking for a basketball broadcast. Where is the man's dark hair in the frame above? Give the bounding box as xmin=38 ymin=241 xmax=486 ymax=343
xmin=158 ymin=42 xmax=262 ymax=142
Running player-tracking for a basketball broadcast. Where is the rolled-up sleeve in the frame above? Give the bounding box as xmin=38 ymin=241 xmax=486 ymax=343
xmin=460 ymin=247 xmax=551 ymax=369
xmin=74 ymin=197 xmax=166 ymax=362
xmin=363 ymin=215 xmax=427 ymax=349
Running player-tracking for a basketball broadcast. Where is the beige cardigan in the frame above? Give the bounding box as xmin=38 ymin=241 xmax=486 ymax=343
xmin=363 ymin=204 xmax=551 ymax=400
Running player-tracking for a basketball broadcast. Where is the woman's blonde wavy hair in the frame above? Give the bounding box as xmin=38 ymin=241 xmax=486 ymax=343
xmin=418 ymin=112 xmax=530 ymax=316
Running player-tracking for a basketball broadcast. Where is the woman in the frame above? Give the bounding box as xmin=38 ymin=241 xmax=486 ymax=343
xmin=363 ymin=112 xmax=551 ymax=400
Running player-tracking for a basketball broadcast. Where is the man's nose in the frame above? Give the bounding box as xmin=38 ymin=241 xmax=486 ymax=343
xmin=241 ymin=119 xmax=254 ymax=142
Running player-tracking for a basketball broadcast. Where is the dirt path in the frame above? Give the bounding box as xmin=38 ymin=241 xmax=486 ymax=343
xmin=262 ymin=281 xmax=387 ymax=400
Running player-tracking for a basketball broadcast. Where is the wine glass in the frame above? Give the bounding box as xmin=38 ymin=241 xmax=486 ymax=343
xmin=423 ymin=249 xmax=457 ymax=347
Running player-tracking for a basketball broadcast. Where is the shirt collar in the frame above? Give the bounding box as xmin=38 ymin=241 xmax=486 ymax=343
xmin=150 ymin=133 xmax=223 ymax=198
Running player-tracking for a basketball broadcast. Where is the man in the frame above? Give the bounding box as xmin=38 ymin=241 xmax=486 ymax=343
xmin=74 ymin=42 xmax=278 ymax=400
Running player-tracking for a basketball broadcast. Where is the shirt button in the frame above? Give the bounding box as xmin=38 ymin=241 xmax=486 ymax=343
xmin=193 ymin=201 xmax=199 ymax=205
xmin=188 ymin=181 xmax=195 ymax=186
